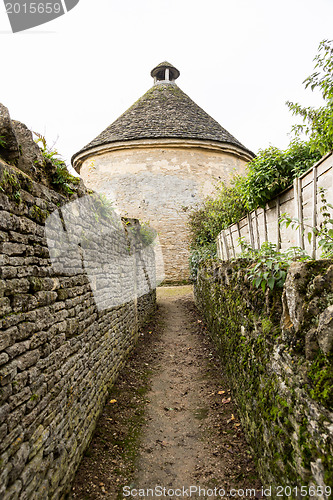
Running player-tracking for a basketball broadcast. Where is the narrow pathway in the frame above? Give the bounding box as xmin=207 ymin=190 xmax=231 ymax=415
xmin=71 ymin=286 xmax=262 ymax=499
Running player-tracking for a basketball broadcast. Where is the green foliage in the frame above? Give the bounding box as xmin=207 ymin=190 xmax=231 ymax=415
xmin=240 ymin=141 xmax=321 ymax=211
xmin=189 ymin=244 xmax=216 ymax=281
xmin=280 ymin=187 xmax=333 ymax=258
xmin=124 ymin=219 xmax=157 ymax=247
xmin=286 ymin=39 xmax=333 ymax=155
xmin=34 ymin=132 xmax=80 ymax=194
xmin=92 ymin=192 xmax=115 ymax=220
xmin=187 ymin=178 xmax=247 ymax=250
xmin=187 ymin=142 xmax=320 ymax=265
xmin=0 ymin=169 xmax=21 ymax=203
xmin=238 ymin=239 xmax=309 ymax=292
xmin=138 ymin=221 xmax=157 ymax=247
xmin=0 ymin=135 xmax=6 ymax=148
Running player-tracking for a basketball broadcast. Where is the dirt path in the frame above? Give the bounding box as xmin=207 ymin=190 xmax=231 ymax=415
xmin=71 ymin=286 xmax=263 ymax=499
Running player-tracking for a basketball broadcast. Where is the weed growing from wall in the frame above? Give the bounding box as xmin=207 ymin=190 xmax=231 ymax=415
xmin=0 ymin=168 xmax=21 ymax=203
xmin=34 ymin=132 xmax=80 ymax=195
xmin=237 ymin=239 xmax=310 ymax=292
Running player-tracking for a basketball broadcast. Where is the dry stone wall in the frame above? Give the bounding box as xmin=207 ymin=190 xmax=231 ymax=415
xmin=0 ymin=107 xmax=156 ymax=499
xmin=195 ymin=259 xmax=333 ymax=499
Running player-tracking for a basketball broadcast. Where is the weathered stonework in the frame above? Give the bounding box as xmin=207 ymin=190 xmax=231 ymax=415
xmin=195 ymin=259 xmax=333 ymax=499
xmin=0 ymin=110 xmax=156 ymax=499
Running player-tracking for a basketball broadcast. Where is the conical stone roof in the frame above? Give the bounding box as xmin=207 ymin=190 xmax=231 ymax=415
xmin=73 ymin=63 xmax=253 ymax=162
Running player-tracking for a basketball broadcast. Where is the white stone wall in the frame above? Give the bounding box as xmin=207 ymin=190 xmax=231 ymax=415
xmin=78 ymin=143 xmax=250 ymax=282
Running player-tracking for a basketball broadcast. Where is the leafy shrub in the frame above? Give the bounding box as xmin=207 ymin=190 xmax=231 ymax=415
xmin=187 ymin=178 xmax=246 ymax=251
xmin=240 ymin=141 xmax=321 ymax=211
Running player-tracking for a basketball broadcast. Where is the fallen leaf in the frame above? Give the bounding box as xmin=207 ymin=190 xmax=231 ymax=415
xmin=218 ymin=390 xmax=225 ymax=395
xmin=234 ymin=423 xmax=241 ymax=427
xmin=222 ymin=397 xmax=231 ymax=404
xmin=109 ymin=399 xmax=117 ymax=404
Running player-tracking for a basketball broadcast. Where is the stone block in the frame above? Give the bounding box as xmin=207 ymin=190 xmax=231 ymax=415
xmin=0 ymin=359 xmax=18 ymax=386
xmin=1 ymin=243 xmax=26 ymax=256
xmin=317 ymin=305 xmax=333 ymax=355
xmin=11 ymin=294 xmax=38 ymax=313
xmin=0 ymin=403 xmax=10 ymax=425
xmin=2 ymin=479 xmax=22 ymax=500
xmin=7 ymin=442 xmax=30 ymax=484
xmin=0 ymin=104 xmax=19 ymax=163
xmin=6 ymin=341 xmax=30 ymax=360
xmin=0 ymin=297 xmax=12 ymax=317
xmin=16 ymin=350 xmax=40 ymax=372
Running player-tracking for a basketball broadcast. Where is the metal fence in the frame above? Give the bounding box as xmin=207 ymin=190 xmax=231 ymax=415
xmin=216 ymin=152 xmax=333 ymax=261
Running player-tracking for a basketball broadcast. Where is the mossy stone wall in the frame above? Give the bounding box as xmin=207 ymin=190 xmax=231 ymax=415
xmin=0 ymin=158 xmax=156 ymax=499
xmin=194 ymin=259 xmax=333 ymax=499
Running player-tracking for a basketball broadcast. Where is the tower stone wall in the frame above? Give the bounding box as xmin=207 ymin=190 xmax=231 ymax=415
xmin=76 ymin=140 xmax=250 ymax=282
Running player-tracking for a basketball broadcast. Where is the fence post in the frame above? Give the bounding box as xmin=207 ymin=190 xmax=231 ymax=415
xmin=222 ymin=230 xmax=230 ymax=261
xmin=216 ymin=233 xmax=222 ymax=260
xmin=276 ymin=196 xmax=281 ymax=250
xmin=229 ymin=227 xmax=236 ymax=257
xmin=255 ymin=209 xmax=260 ymax=249
xmin=294 ymin=177 xmax=304 ymax=249
xmin=237 ymin=222 xmax=241 ymax=240
xmin=312 ymin=166 xmax=318 ymax=259
xmin=236 ymin=222 xmax=241 ymax=252
xmin=263 ymin=206 xmax=268 ymax=242
xmin=247 ymin=213 xmax=255 ymax=249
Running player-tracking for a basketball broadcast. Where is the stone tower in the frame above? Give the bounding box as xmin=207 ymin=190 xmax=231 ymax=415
xmin=72 ymin=62 xmax=254 ymax=283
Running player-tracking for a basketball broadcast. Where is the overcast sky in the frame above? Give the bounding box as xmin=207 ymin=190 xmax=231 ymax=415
xmin=1 ymin=0 xmax=332 ymax=170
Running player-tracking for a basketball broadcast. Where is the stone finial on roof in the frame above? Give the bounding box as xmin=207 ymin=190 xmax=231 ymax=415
xmin=150 ymin=61 xmax=180 ymax=84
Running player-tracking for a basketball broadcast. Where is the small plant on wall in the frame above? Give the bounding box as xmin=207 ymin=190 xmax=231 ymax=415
xmin=237 ymin=239 xmax=310 ymax=292
xmin=34 ymin=132 xmax=80 ymax=195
